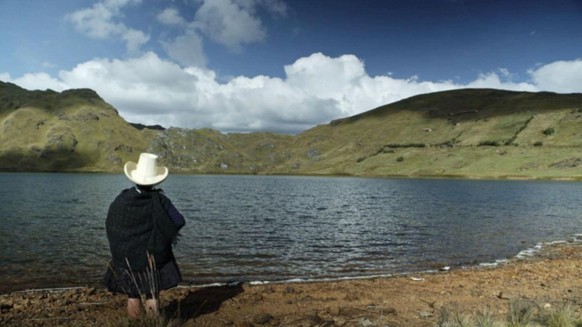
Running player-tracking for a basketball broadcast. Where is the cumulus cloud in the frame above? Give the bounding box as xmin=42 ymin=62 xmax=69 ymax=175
xmin=162 ymin=33 xmax=207 ymax=67
xmin=529 ymin=59 xmax=582 ymax=93
xmin=258 ymin=0 xmax=288 ymax=16
xmin=154 ymin=0 xmax=286 ymax=67
xmin=466 ymin=71 xmax=537 ymax=92
xmin=2 ymin=72 xmax=67 ymax=92
xmin=66 ymin=0 xmax=149 ymax=52
xmin=157 ymin=8 xmax=186 ymax=26
xmin=3 ymin=53 xmax=582 ymax=134
xmin=194 ymin=0 xmax=267 ymax=51
xmin=67 ymin=0 xmax=286 ymax=68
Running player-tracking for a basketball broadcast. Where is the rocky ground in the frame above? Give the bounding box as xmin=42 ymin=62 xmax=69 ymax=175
xmin=1 ymin=243 xmax=582 ymax=326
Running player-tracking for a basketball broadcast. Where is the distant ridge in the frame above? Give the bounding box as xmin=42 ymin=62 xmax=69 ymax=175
xmin=1 ymin=82 xmax=582 ymax=180
xmin=331 ymin=88 xmax=582 ymax=126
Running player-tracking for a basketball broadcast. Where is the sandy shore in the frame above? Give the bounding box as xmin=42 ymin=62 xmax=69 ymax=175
xmin=1 ymin=242 xmax=582 ymax=327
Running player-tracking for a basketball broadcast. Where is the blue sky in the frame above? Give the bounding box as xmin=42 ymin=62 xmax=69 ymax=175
xmin=1 ymin=0 xmax=581 ymax=133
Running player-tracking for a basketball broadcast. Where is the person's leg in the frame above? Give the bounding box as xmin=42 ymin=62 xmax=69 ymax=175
xmin=145 ymin=297 xmax=159 ymax=317
xmin=127 ymin=297 xmax=141 ymax=319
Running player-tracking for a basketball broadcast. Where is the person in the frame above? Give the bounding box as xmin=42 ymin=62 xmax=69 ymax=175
xmin=104 ymin=152 xmax=186 ymax=319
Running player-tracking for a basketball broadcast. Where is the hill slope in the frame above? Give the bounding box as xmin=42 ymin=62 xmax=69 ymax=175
xmin=0 ymin=82 xmax=156 ymax=171
xmin=2 ymin=82 xmax=582 ymax=179
xmin=277 ymin=89 xmax=582 ymax=179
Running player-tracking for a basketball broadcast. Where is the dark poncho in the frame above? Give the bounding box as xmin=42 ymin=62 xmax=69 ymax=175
xmin=104 ymin=187 xmax=182 ymax=297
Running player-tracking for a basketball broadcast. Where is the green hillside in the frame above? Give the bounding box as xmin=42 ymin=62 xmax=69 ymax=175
xmin=0 ymin=82 xmax=156 ymax=171
xmin=2 ymin=81 xmax=582 ymax=180
xmin=273 ymin=89 xmax=582 ymax=179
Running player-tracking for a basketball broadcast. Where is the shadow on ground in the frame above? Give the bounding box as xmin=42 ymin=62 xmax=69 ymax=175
xmin=164 ymin=284 xmax=244 ymax=321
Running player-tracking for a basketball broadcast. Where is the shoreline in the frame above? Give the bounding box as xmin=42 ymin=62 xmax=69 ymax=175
xmin=2 ymin=242 xmax=582 ymax=326
xmin=4 ymin=236 xmax=576 ymax=295
xmin=3 ymin=170 xmax=582 ymax=183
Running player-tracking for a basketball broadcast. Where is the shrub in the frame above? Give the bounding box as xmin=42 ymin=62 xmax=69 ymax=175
xmin=543 ymin=128 xmax=555 ymax=136
xmin=478 ymin=141 xmax=501 ymax=147
xmin=507 ymin=299 xmax=536 ymax=327
xmin=436 ymin=300 xmax=582 ymax=327
xmin=545 ymin=304 xmax=575 ymax=327
xmin=436 ymin=306 xmax=501 ymax=327
xmin=385 ymin=143 xmax=426 ymax=148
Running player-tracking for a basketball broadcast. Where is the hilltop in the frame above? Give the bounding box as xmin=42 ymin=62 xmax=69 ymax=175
xmin=1 ymin=81 xmax=582 ymax=179
xmin=0 ymin=82 xmax=156 ymax=171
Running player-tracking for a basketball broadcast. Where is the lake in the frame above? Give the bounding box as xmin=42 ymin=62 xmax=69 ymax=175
xmin=1 ymin=173 xmax=581 ymax=293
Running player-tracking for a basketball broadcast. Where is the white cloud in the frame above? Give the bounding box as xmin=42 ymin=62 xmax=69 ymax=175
xmin=194 ymin=0 xmax=267 ymax=51
xmin=259 ymin=0 xmax=288 ymax=16
xmin=529 ymin=58 xmax=582 ymax=93
xmin=3 ymin=72 xmax=68 ymax=92
xmin=3 ymin=53 xmax=582 ymax=134
xmin=67 ymin=3 xmax=121 ymax=39
xmin=283 ymin=53 xmax=459 ymax=117
xmin=122 ymin=28 xmax=150 ymax=53
xmin=157 ymin=8 xmax=186 ymax=26
xmin=163 ymin=33 xmax=207 ymax=68
xmin=466 ymin=71 xmax=537 ymax=92
xmin=155 ymin=0 xmax=284 ymax=67
xmin=66 ymin=0 xmax=149 ymax=52
xmin=58 ymin=52 xmax=194 ymax=112
xmin=68 ymin=0 xmax=286 ymax=57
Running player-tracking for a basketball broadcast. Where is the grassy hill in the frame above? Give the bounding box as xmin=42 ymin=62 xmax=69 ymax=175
xmin=0 ymin=82 xmax=156 ymax=171
xmin=274 ymin=89 xmax=582 ymax=179
xmin=2 ymin=81 xmax=582 ymax=179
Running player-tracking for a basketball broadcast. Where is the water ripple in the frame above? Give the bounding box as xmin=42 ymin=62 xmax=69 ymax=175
xmin=1 ymin=174 xmax=582 ymax=292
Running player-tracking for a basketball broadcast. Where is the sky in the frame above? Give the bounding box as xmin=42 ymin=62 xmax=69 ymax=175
xmin=1 ymin=0 xmax=582 ymax=134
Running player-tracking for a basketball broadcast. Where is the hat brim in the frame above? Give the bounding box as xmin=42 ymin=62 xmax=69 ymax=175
xmin=124 ymin=161 xmax=169 ymax=186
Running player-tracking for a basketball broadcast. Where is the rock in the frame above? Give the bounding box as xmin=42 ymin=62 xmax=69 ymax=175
xmin=252 ymin=313 xmax=274 ymax=325
xmin=360 ymin=317 xmax=376 ymax=326
xmin=496 ymin=291 xmax=511 ymax=300
xmin=326 ymin=305 xmax=340 ymax=315
xmin=418 ymin=310 xmax=434 ymax=318
xmin=333 ymin=316 xmax=347 ymax=326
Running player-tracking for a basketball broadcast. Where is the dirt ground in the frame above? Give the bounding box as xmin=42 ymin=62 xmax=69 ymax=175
xmin=1 ymin=243 xmax=582 ymax=327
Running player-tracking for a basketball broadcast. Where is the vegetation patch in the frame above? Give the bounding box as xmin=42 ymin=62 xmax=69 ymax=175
xmin=543 ymin=127 xmax=555 ymax=136
xmin=437 ymin=300 xmax=582 ymax=327
xmin=385 ymin=143 xmax=427 ymax=148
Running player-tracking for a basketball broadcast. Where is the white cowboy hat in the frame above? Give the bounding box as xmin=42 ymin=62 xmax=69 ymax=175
xmin=124 ymin=153 xmax=168 ymax=186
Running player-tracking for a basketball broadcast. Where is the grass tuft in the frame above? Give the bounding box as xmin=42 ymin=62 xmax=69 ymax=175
xmin=436 ymin=305 xmax=474 ymax=327
xmin=545 ymin=304 xmax=576 ymax=327
xmin=437 ymin=300 xmax=581 ymax=327
xmin=98 ymin=313 xmax=184 ymax=327
xmin=507 ymin=299 xmax=536 ymax=327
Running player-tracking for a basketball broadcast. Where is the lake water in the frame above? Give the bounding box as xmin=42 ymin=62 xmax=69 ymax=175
xmin=1 ymin=173 xmax=582 ymax=293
